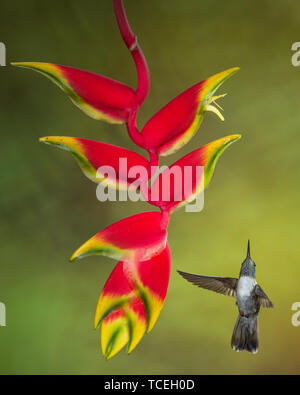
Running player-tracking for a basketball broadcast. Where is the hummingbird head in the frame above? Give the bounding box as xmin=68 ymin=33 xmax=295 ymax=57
xmin=239 ymin=240 xmax=256 ymax=278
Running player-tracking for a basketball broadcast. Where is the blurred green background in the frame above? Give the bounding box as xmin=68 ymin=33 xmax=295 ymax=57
xmin=1 ymin=0 xmax=300 ymax=374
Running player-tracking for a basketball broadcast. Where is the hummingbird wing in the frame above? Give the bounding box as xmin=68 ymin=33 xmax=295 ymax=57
xmin=178 ymin=271 xmax=238 ymax=297
xmin=253 ymin=284 xmax=274 ymax=308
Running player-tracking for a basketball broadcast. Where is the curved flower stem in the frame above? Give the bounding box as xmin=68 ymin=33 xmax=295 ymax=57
xmin=140 ymin=181 xmax=170 ymax=230
xmin=160 ymin=208 xmax=170 ymax=229
xmin=113 ymin=1 xmax=165 ymax=217
xmin=113 ymin=0 xmax=150 ymax=106
xmin=126 ymin=111 xmax=146 ymax=148
xmin=148 ymin=150 xmax=159 ymax=168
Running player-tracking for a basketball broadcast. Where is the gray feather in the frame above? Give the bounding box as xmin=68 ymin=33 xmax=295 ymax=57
xmin=178 ymin=271 xmax=238 ymax=298
xmin=253 ymin=284 xmax=274 ymax=308
xmin=231 ymin=314 xmax=259 ymax=354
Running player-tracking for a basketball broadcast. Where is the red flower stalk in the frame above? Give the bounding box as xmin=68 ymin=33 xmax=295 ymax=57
xmin=113 ymin=0 xmax=150 ymax=108
xmin=12 ymin=0 xmax=241 ymax=358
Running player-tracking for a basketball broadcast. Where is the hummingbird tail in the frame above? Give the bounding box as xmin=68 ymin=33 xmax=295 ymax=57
xmin=231 ymin=315 xmax=259 ymax=354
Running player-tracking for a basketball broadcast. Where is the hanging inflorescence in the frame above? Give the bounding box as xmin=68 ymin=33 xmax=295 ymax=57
xmin=12 ymin=0 xmax=241 ymax=359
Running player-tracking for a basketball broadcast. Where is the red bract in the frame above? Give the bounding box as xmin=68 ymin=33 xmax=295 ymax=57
xmin=95 ymin=245 xmax=171 ymax=359
xmin=12 ymin=62 xmax=138 ymax=124
xmin=14 ymin=0 xmax=241 ymax=359
xmin=70 ymin=212 xmax=168 ymax=263
xmin=39 ymin=136 xmax=150 ymax=189
xmin=141 ymin=68 xmax=239 ymax=157
xmin=149 ymin=135 xmax=241 ymax=213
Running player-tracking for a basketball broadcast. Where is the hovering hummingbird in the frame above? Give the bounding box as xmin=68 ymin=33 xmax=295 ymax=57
xmin=178 ymin=241 xmax=273 ymax=354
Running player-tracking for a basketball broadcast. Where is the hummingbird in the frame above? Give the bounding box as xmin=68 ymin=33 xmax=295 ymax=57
xmin=178 ymin=241 xmax=273 ymax=354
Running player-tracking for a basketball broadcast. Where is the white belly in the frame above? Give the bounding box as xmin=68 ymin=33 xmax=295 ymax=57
xmin=237 ymin=276 xmax=257 ymax=299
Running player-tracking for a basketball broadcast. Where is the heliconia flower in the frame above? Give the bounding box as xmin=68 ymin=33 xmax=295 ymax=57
xmin=70 ymin=212 xmax=168 ymax=263
xmin=95 ymin=244 xmax=171 ymax=359
xmin=11 ymin=62 xmax=138 ymax=124
xmin=11 ymin=0 xmax=242 ymax=361
xmin=95 ymin=261 xmax=147 ymax=358
xmin=39 ymin=136 xmax=149 ymax=189
xmin=94 ymin=260 xmax=135 ymax=329
xmin=134 ymin=244 xmax=171 ymax=333
xmin=123 ymin=297 xmax=148 ymax=354
xmin=141 ymin=67 xmax=239 ymax=157
xmin=101 ymin=309 xmax=130 ymax=360
xmin=149 ymin=135 xmax=241 ymax=212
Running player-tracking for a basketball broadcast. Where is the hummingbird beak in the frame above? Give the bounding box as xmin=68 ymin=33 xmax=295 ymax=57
xmin=247 ymin=239 xmax=251 ymax=258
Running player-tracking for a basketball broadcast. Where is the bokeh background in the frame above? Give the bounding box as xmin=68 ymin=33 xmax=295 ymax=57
xmin=1 ymin=0 xmax=300 ymax=374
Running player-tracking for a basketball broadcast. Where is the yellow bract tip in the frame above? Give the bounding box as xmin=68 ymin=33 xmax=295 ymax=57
xmin=228 ymin=134 xmax=242 ymax=141
xmin=70 ymin=242 xmax=90 ymax=261
xmin=70 ymin=249 xmax=80 ymax=262
xmin=69 ymin=234 xmax=108 ymax=262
